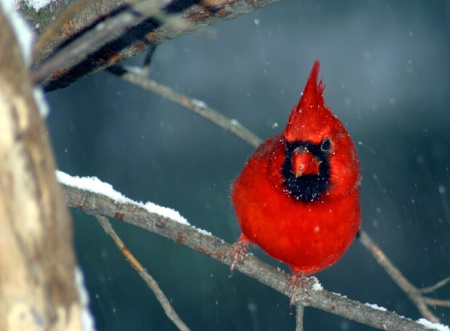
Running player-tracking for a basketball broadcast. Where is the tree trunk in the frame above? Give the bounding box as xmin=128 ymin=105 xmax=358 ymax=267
xmin=0 ymin=8 xmax=84 ymax=331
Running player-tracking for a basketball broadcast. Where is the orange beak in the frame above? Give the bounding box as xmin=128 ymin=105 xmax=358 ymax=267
xmin=292 ymin=148 xmax=321 ymax=177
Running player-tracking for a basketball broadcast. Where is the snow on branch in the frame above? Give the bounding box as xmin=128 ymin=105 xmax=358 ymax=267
xmin=58 ymin=171 xmax=442 ymax=331
xmin=57 ymin=171 xmax=188 ymax=225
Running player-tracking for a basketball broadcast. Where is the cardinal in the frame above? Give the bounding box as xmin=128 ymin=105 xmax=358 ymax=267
xmin=229 ymin=60 xmax=361 ymax=305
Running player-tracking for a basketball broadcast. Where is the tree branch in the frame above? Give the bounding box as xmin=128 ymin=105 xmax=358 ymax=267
xmin=295 ymin=303 xmax=305 ymax=331
xmin=32 ymin=0 xmax=186 ymax=87
xmin=107 ymin=65 xmax=263 ymax=147
xmin=95 ymin=215 xmax=190 ymax=331
xmin=19 ymin=0 xmax=282 ymax=91
xmin=60 ymin=181 xmax=438 ymax=331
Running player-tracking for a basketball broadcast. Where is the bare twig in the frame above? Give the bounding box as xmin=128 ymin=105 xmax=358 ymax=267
xmin=295 ymin=303 xmax=304 ymax=331
xmin=107 ymin=65 xmax=263 ymax=148
xmin=358 ymin=230 xmax=445 ymax=323
xmin=418 ymin=276 xmax=450 ymax=295
xmin=61 ymin=182 xmax=436 ymax=331
xmin=95 ymin=215 xmax=190 ymax=331
xmin=422 ymin=298 xmax=450 ymax=308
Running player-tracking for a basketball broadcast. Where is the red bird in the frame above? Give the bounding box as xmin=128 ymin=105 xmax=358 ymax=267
xmin=229 ymin=61 xmax=361 ymax=304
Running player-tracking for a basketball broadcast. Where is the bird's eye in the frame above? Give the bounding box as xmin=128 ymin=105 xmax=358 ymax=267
xmin=321 ymin=138 xmax=332 ymax=152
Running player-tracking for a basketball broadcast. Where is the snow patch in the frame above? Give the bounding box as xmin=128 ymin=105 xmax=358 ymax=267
xmin=230 ymin=119 xmax=240 ymax=126
xmin=417 ymin=318 xmax=450 ymax=331
xmin=311 ymin=280 xmax=323 ymax=291
xmin=331 ymin=291 xmax=347 ymax=298
xmin=365 ymin=303 xmax=387 ymax=311
xmin=122 ymin=65 xmax=144 ymax=74
xmin=195 ymin=227 xmax=212 ymax=236
xmin=192 ymin=98 xmax=207 ymax=108
xmin=56 ymin=171 xmax=189 ymax=225
xmin=18 ymin=0 xmax=55 ymax=11
xmin=143 ymin=201 xmax=189 ymax=225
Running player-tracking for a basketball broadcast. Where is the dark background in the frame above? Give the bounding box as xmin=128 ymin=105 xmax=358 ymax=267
xmin=46 ymin=0 xmax=448 ymax=330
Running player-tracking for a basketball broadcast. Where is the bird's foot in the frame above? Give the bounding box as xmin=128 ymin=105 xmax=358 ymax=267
xmin=225 ymin=237 xmax=249 ymax=275
xmin=285 ymin=272 xmax=317 ymax=309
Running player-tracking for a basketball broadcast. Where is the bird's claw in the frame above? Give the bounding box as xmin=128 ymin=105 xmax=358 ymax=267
xmin=285 ymin=272 xmax=317 ymax=309
xmin=225 ymin=240 xmax=249 ymax=275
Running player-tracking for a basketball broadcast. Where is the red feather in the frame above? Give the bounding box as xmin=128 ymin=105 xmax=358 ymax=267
xmin=230 ymin=61 xmax=361 ymax=297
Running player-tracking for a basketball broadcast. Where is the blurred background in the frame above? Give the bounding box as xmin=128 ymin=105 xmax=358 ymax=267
xmin=46 ymin=0 xmax=448 ymax=330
